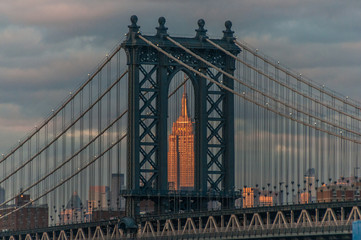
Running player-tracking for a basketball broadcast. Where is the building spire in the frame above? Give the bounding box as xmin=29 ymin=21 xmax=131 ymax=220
xmin=181 ymin=75 xmax=189 ymax=119
xmin=168 ymin=73 xmax=195 ymax=191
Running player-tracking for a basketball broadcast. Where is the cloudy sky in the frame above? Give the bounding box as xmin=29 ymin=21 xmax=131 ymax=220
xmin=1 ymin=0 xmax=361 ymax=153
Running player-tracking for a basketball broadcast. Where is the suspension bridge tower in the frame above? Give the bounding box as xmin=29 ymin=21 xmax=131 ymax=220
xmin=122 ymin=15 xmax=240 ymax=217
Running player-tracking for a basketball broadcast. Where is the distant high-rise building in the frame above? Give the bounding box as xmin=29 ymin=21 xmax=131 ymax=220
xmin=299 ymin=192 xmax=310 ymax=204
xmin=259 ymin=195 xmax=273 ymax=206
xmin=15 ymin=193 xmax=30 ymax=206
xmin=60 ymin=192 xmax=83 ymax=224
xmin=0 ymin=187 xmax=5 ymax=205
xmin=88 ymin=186 xmax=110 ymax=211
xmin=304 ymin=168 xmax=316 ymax=203
xmin=0 ymin=193 xmax=48 ymax=231
xmin=168 ymin=84 xmax=195 ymax=191
xmin=317 ymin=176 xmax=361 ymax=202
xmin=242 ymin=187 xmax=259 ymax=208
xmin=110 ymin=173 xmax=125 ymax=210
xmin=66 ymin=191 xmax=83 ymax=209
xmin=87 ymin=185 xmax=124 ymax=222
xmin=238 ymin=188 xmax=282 ymax=208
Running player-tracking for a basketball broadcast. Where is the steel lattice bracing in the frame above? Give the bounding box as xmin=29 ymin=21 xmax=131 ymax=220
xmin=122 ymin=16 xmax=240 ymax=216
xmin=2 ymin=15 xmax=361 ymax=239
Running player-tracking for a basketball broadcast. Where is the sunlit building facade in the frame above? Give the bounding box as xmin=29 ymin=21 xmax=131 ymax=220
xmin=168 ymin=86 xmax=195 ymax=191
xmin=299 ymin=192 xmax=310 ymax=204
xmin=259 ymin=195 xmax=273 ymax=206
xmin=242 ymin=187 xmax=259 ymax=208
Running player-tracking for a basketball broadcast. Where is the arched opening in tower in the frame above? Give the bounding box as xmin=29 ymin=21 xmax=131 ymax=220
xmin=167 ymin=72 xmax=195 ymax=192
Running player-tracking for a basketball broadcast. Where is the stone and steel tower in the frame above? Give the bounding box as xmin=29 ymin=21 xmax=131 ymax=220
xmin=123 ymin=16 xmax=240 ymax=215
xmin=168 ymin=84 xmax=195 ymax=191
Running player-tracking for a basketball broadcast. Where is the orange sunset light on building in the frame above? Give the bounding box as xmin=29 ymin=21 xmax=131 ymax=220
xmin=167 ymin=82 xmax=195 ymax=191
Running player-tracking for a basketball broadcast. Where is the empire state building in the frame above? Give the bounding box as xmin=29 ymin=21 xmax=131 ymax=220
xmin=168 ymin=86 xmax=195 ymax=191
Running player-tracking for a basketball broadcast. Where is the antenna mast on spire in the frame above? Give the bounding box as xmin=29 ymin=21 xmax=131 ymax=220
xmin=182 ymin=73 xmax=189 ymax=118
xmin=184 ymin=73 xmax=187 ymax=95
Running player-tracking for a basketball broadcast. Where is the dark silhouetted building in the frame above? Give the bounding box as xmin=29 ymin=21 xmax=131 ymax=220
xmin=0 ymin=194 xmax=48 ymax=231
xmin=60 ymin=192 xmax=83 ymax=224
xmin=304 ymin=168 xmax=316 ymax=203
xmin=110 ymin=173 xmax=125 ymax=210
xmin=0 ymin=187 xmax=5 ymax=204
xmin=88 ymin=186 xmax=110 ymax=211
xmin=317 ymin=176 xmax=361 ymax=202
xmin=86 ymin=186 xmax=123 ymax=222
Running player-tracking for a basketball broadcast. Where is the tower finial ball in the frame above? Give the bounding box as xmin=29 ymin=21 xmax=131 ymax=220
xmin=225 ymin=20 xmax=232 ymax=30
xmin=130 ymin=15 xmax=138 ymax=25
xmin=158 ymin=17 xmax=166 ymax=26
xmin=198 ymin=19 xmax=205 ymax=28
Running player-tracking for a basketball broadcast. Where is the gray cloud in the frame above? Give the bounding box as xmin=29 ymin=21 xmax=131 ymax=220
xmin=1 ymin=0 xmax=361 ymax=153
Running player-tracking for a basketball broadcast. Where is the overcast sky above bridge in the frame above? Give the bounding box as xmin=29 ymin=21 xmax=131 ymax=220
xmin=0 ymin=0 xmax=361 ymax=153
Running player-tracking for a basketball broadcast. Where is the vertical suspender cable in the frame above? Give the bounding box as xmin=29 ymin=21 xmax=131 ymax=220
xmin=107 ymin=57 xmax=111 ymax=210
xmin=98 ymin=70 xmax=102 ymax=209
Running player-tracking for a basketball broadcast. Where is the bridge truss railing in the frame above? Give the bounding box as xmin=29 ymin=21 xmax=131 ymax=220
xmin=0 ymin=201 xmax=357 ymax=240
xmin=137 ymin=202 xmax=357 ymax=239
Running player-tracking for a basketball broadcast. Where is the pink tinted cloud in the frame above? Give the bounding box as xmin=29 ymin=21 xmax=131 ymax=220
xmin=0 ymin=1 xmax=122 ymax=26
xmin=0 ymin=103 xmax=39 ymax=129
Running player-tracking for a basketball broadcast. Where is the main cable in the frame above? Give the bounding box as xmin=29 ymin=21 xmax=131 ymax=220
xmin=1 ymin=71 xmax=189 ymax=218
xmin=0 ymin=109 xmax=128 ymax=209
xmin=165 ymin=36 xmax=361 ymax=138
xmin=211 ymin=39 xmax=361 ymax=126
xmin=138 ymin=34 xmax=361 ymax=143
xmin=0 ymin=45 xmax=124 ymax=166
xmin=0 ymin=132 xmax=128 ymax=221
xmin=0 ymin=70 xmax=128 ymax=186
xmin=235 ymin=40 xmax=361 ymax=112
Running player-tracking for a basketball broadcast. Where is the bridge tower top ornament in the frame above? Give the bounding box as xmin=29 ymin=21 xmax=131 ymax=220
xmin=122 ymin=15 xmax=240 ymax=217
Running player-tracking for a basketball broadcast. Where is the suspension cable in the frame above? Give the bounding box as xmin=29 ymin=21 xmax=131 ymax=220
xmin=138 ymin=34 xmax=361 ymax=143
xmin=165 ymin=36 xmax=361 ymax=138
xmin=235 ymin=40 xmax=361 ymax=112
xmin=0 ymin=108 xmax=128 ymax=209
xmin=1 ymin=73 xmax=188 ymax=215
xmin=207 ymin=38 xmax=361 ymax=124
xmin=0 ymin=45 xmax=124 ymax=165
xmin=0 ymin=132 xmax=128 ymax=221
xmin=0 ymin=70 xmax=128 ymax=186
xmin=169 ymin=77 xmax=188 ymax=98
